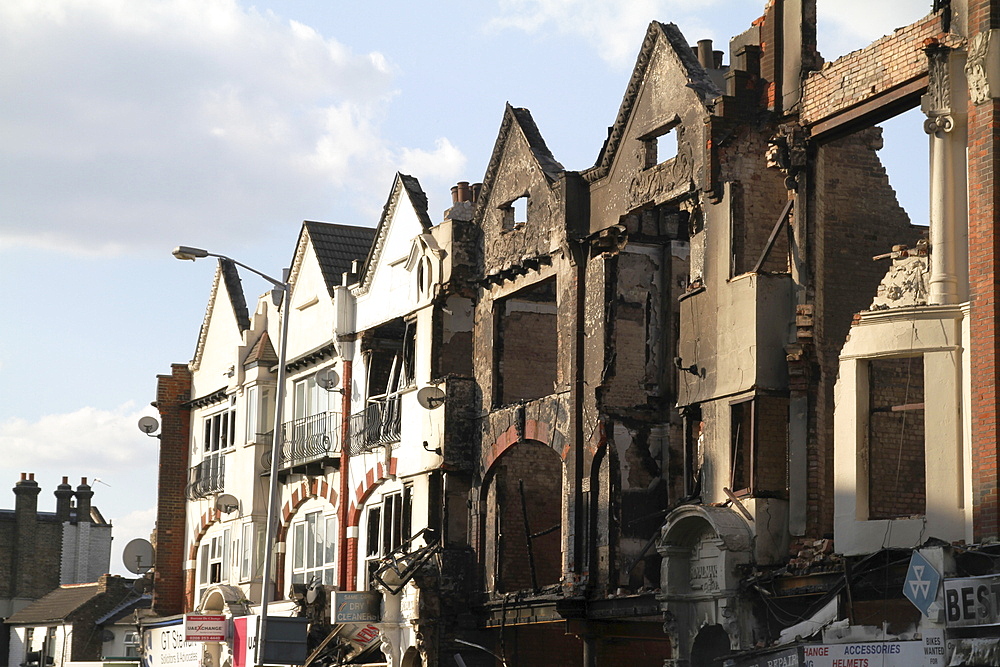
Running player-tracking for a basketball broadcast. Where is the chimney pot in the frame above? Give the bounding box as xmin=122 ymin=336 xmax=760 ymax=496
xmin=713 ymin=50 xmax=724 ymax=69
xmin=697 ymin=39 xmax=714 ymax=69
xmin=451 ymin=185 xmax=459 ymax=204
xmin=457 ymin=181 xmax=472 ymax=203
xmin=81 ymin=477 xmax=87 ymax=485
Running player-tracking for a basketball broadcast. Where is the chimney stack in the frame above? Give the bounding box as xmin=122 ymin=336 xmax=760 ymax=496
xmin=75 ymin=478 xmax=93 ymax=524
xmin=55 ymin=476 xmax=74 ymax=522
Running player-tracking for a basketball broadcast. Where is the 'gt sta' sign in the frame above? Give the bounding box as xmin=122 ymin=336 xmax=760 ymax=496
xmin=944 ymin=573 xmax=1000 ymax=627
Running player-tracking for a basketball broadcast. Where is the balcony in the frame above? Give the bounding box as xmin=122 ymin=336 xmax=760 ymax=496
xmin=349 ymin=396 xmax=401 ymax=455
xmin=186 ymin=454 xmax=224 ymax=500
xmin=261 ymin=412 xmax=342 ymax=476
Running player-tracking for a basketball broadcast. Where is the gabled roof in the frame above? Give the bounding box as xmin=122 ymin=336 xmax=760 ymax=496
xmin=474 ymin=104 xmax=564 ymax=217
xmin=288 ymin=222 xmax=377 ymax=299
xmin=190 ymin=258 xmax=250 ymax=371
xmin=6 ymin=583 xmax=102 ymax=625
xmin=354 ymin=173 xmax=432 ymax=296
xmin=244 ymin=329 xmax=278 ymax=368
xmin=585 ymin=21 xmax=722 ymax=182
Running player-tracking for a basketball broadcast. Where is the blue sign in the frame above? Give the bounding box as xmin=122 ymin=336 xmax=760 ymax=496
xmin=903 ymin=550 xmax=941 ymax=617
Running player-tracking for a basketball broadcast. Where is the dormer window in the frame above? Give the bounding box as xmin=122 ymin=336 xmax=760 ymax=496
xmin=501 ymin=195 xmax=529 ymax=231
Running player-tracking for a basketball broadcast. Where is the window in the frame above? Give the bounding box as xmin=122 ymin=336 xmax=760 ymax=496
xmin=729 ymin=395 xmax=788 ymax=497
xmin=204 ymin=399 xmax=237 ymax=454
xmin=401 ymin=320 xmax=416 ymax=388
xmin=239 ymin=522 xmax=264 ymax=582
xmin=245 ymin=386 xmax=259 ymax=444
xmin=495 ymin=278 xmax=558 ymax=406
xmin=364 ymin=487 xmax=412 ymax=588
xmin=642 ymin=124 xmax=678 ymax=169
xmin=197 ymin=529 xmax=230 ymax=602
xmin=501 ymin=195 xmax=529 ymax=231
xmin=867 ymin=356 xmax=925 ymax=519
xmin=291 ymin=511 xmax=336 ymax=585
xmin=294 ymin=376 xmax=323 ymax=421
xmin=123 ymin=632 xmax=141 ymax=658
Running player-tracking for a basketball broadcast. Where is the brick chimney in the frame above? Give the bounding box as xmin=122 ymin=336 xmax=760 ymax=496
xmin=75 ymin=478 xmax=93 ymax=524
xmin=55 ymin=476 xmax=74 ymax=522
xmin=13 ymin=473 xmax=40 ymax=597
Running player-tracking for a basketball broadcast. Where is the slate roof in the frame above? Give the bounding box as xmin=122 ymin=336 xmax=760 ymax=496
xmin=219 ymin=258 xmax=251 ymax=332
xmin=303 ymin=222 xmax=378 ymax=296
xmin=244 ymin=329 xmax=278 ymax=367
xmin=6 ymin=583 xmax=102 ymax=624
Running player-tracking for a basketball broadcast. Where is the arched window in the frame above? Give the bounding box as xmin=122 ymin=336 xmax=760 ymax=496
xmin=484 ymin=441 xmax=562 ymax=592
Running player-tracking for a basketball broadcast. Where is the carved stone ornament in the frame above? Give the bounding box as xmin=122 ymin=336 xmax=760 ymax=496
xmin=966 ymin=30 xmax=993 ymax=105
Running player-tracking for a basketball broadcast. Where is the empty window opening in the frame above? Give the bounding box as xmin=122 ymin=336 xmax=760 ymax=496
xmin=495 ymin=278 xmax=558 ymax=406
xmin=364 ymin=486 xmax=412 ymax=589
xmin=878 ymin=107 xmax=928 ymax=228
xmin=867 ymin=356 xmax=925 ymax=520
xmin=484 ymin=441 xmax=562 ymax=593
xmin=643 ymin=125 xmax=679 ymax=169
xmin=730 ymin=395 xmax=789 ymax=497
xmin=501 ymin=195 xmax=529 ymax=231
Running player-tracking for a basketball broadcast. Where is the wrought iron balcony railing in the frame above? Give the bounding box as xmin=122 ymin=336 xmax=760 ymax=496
xmin=186 ymin=454 xmax=225 ymax=500
xmin=349 ymin=396 xmax=401 ymax=455
xmin=261 ymin=411 xmax=342 ymax=473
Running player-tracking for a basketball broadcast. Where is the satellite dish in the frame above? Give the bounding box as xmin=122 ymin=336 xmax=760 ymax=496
xmin=215 ymin=493 xmax=239 ymax=514
xmin=122 ymin=538 xmax=155 ymax=574
xmin=316 ymin=367 xmax=340 ymax=391
xmin=416 ymin=386 xmax=446 ymax=410
xmin=137 ymin=416 xmax=160 ymax=435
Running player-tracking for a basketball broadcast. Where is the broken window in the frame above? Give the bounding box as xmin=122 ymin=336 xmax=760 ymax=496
xmin=501 ymin=194 xmax=529 ymax=231
xmin=867 ymin=356 xmax=925 ymax=520
xmin=729 ymin=394 xmax=789 ymax=497
xmin=641 ymin=124 xmax=679 ymax=169
xmin=364 ymin=486 xmax=412 ymax=589
xmin=484 ymin=441 xmax=562 ymax=593
xmin=494 ymin=277 xmax=558 ymax=406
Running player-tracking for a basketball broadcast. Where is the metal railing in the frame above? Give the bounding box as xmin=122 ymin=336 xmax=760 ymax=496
xmin=186 ymin=454 xmax=225 ymax=499
xmin=261 ymin=412 xmax=342 ymax=472
xmin=349 ymin=396 xmax=401 ymax=455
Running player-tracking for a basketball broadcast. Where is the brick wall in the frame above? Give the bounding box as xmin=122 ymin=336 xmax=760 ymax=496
xmin=810 ymin=127 xmax=921 ymax=536
xmin=867 ymin=356 xmax=926 ymax=520
xmin=484 ymin=442 xmax=562 ymax=592
xmin=800 ymin=13 xmax=943 ymax=127
xmin=153 ymin=364 xmax=191 ymax=615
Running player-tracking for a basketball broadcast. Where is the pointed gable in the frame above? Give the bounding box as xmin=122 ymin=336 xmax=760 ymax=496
xmin=354 ymin=173 xmax=432 ymax=298
xmin=585 ymin=21 xmax=721 ymax=232
xmin=474 ymin=104 xmax=571 ymax=276
xmin=190 ymin=258 xmax=250 ymax=372
xmin=288 ymin=222 xmax=377 ymax=298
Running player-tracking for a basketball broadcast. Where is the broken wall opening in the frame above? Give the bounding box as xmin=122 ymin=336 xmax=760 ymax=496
xmin=867 ymin=356 xmax=925 ymax=520
xmin=484 ymin=441 xmax=563 ymax=593
xmin=729 ymin=394 xmax=789 ymax=497
xmin=494 ymin=277 xmax=558 ymax=406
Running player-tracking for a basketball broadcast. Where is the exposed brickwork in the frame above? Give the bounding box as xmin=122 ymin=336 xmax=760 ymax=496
xmin=484 ymin=441 xmax=563 ymax=592
xmin=153 ymin=364 xmax=191 ymax=615
xmin=0 ymin=477 xmax=64 ymax=606
xmin=809 ymin=128 xmax=921 ymax=536
xmin=800 ymin=13 xmax=944 ymax=126
xmin=867 ymin=357 xmax=926 ymax=519
xmin=968 ymin=91 xmax=1000 ymax=540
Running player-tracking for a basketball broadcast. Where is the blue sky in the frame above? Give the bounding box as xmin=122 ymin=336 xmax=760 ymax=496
xmin=0 ymin=0 xmax=930 ymax=575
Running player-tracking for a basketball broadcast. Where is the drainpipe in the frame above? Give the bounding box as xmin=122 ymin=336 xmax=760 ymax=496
xmin=339 ymin=359 xmax=353 ymax=591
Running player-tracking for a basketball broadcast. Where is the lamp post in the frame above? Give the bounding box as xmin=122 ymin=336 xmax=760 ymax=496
xmin=173 ymin=246 xmax=289 ymax=666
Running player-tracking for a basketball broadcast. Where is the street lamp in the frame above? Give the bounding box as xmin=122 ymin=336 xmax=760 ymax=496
xmin=173 ymin=246 xmax=289 ymax=666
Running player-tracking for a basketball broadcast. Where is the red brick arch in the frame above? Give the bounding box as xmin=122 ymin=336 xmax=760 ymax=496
xmin=483 ymin=418 xmax=552 ymax=473
xmin=347 ymin=457 xmax=398 ymax=527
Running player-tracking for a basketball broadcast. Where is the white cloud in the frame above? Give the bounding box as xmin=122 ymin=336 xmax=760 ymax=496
xmin=398 ymin=138 xmax=467 ymax=182
xmin=0 ymin=402 xmax=161 ymax=576
xmin=486 ymin=0 xmax=757 ymax=68
xmin=0 ymin=0 xmax=462 ymax=256
xmin=817 ymin=0 xmax=932 ymax=59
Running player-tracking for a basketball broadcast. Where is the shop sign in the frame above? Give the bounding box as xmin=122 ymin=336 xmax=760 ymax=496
xmin=332 ymin=591 xmax=381 ymax=623
xmin=800 ymin=639 xmax=938 ymax=667
xmin=184 ymin=614 xmax=227 ymax=642
xmin=723 ymin=645 xmax=802 ymax=667
xmin=142 ymin=621 xmax=203 ymax=667
xmin=232 ymin=616 xmax=258 ymax=667
xmin=944 ymin=573 xmax=1000 ymax=627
